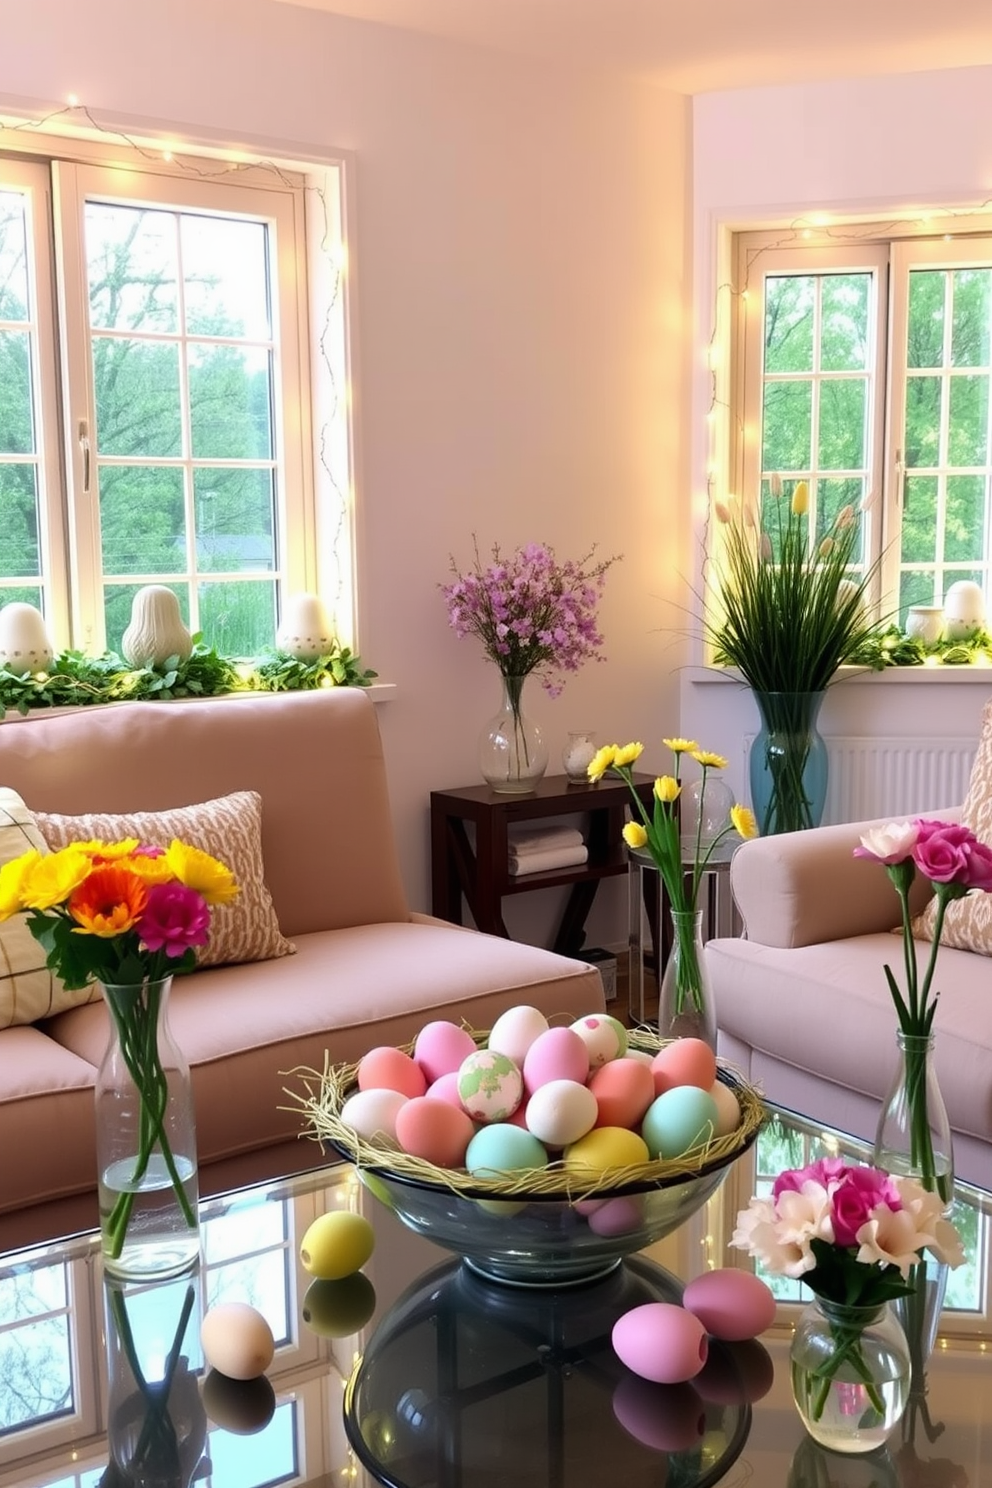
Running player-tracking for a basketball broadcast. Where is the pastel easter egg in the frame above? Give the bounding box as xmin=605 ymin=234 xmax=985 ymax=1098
xmin=586 ymin=1195 xmax=645 ymax=1237
xmin=612 ymin=1302 xmax=708 ymax=1383
xmin=563 ymin=1126 xmax=649 ymax=1176
xmin=395 ymin=1096 xmax=476 ymax=1168
xmin=201 ymin=1303 xmax=275 ymax=1381
xmin=340 ymin=1088 xmax=408 ymax=1145
xmin=457 ymin=1049 xmax=523 ymax=1122
xmin=682 ymin=1269 xmax=777 ymax=1342
xmin=413 ymin=1021 xmax=479 ymax=1084
xmin=650 ymin=1038 xmax=717 ymax=1095
xmin=694 ymin=1338 xmax=775 ymax=1405
xmin=357 ymin=1046 xmax=427 ymax=1099
xmin=466 ymin=1123 xmax=548 ymax=1178
xmin=589 ymin=1058 xmax=656 ymax=1130
xmin=425 ymin=1071 xmax=465 ymax=1108
xmin=625 ymin=1049 xmax=655 ymax=1067
xmin=524 ymin=1079 xmax=598 ymax=1148
xmin=641 ymin=1087 xmax=719 ymax=1162
xmin=612 ymin=1375 xmax=706 ymax=1452
xmin=488 ymin=1005 xmax=549 ymax=1066
xmin=300 ymin=1211 xmax=375 ymax=1279
xmin=522 ymin=1027 xmax=589 ymax=1093
xmin=569 ymin=1013 xmax=628 ymax=1068
xmin=709 ymin=1077 xmax=742 ymax=1137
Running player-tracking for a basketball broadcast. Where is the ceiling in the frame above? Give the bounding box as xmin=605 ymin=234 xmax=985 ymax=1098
xmin=273 ymin=0 xmax=992 ymax=93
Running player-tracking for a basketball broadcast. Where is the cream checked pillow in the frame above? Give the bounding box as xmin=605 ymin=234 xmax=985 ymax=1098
xmin=33 ymin=790 xmax=295 ymax=969
xmin=911 ymin=697 xmax=992 ymax=956
xmin=0 ymin=786 xmax=103 ymax=1027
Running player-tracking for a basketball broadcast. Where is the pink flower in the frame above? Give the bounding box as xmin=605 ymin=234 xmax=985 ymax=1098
xmin=772 ymin=1156 xmax=846 ymax=1200
xmin=853 ymin=820 xmax=919 ymax=864
xmin=912 ymin=820 xmax=992 ymax=888
xmin=139 ymin=882 xmax=211 ymax=958
xmin=831 ymin=1166 xmax=901 ymax=1247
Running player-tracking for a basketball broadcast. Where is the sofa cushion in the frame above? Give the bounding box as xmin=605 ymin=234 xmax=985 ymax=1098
xmin=912 ymin=697 xmax=992 ymax=956
xmin=0 ymin=1024 xmax=98 ymax=1216
xmin=33 ymin=790 xmax=295 ymax=969
xmin=43 ymin=921 xmax=605 ymax=1169
xmin=0 ymin=786 xmax=104 ymax=1027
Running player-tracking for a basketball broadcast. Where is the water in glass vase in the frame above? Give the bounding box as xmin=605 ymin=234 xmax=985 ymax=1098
xmin=100 ymin=1153 xmax=200 ymax=1281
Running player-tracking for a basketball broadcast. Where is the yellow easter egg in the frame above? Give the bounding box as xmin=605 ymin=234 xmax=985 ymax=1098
xmin=564 ymin=1126 xmax=650 ymax=1174
xmin=300 ymin=1210 xmax=375 ymax=1280
xmin=302 ymin=1274 xmax=377 ymax=1337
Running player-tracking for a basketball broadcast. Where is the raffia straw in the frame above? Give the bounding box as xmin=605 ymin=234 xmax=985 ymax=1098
xmin=288 ymin=1027 xmax=767 ymax=1202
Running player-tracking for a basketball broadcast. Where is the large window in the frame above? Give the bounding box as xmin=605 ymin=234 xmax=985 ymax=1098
xmin=0 ymin=132 xmax=348 ymax=658
xmin=733 ymin=228 xmax=992 ymax=628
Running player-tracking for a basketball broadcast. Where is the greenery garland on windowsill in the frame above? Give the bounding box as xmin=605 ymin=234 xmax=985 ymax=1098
xmin=849 ymin=626 xmax=992 ymax=670
xmin=0 ymin=637 xmax=377 ymax=719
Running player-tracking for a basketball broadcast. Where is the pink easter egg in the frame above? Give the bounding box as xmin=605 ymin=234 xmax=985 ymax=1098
xmin=612 ymin=1375 xmax=706 ymax=1453
xmin=589 ymin=1058 xmax=656 ymax=1129
xmin=650 ymin=1038 xmax=717 ymax=1095
xmin=586 ymin=1195 xmax=645 ymax=1237
xmin=424 ymin=1072 xmax=465 ymax=1109
xmin=682 ymin=1269 xmax=777 ymax=1342
xmin=612 ymin=1303 xmax=708 ymax=1384
xmin=357 ymin=1046 xmax=427 ymax=1099
xmin=522 ymin=1027 xmax=589 ymax=1093
xmin=395 ymin=1096 xmax=475 ymax=1168
xmin=694 ymin=1338 xmax=775 ymax=1405
xmin=413 ymin=1021 xmax=479 ymax=1085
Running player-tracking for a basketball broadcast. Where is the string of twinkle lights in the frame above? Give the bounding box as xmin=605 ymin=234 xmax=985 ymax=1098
xmin=0 ymin=96 xmax=353 ymax=636
xmin=699 ymin=203 xmax=992 ymax=668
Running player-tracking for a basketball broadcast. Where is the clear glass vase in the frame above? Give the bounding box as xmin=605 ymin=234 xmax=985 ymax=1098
xmin=479 ymin=673 xmax=549 ymax=794
xmin=749 ymin=689 xmax=828 ymax=835
xmin=873 ymin=1031 xmax=954 ymax=1207
xmin=658 ymin=908 xmax=716 ymax=1049
xmin=790 ymin=1297 xmax=911 ymax=1454
xmin=562 ymin=730 xmax=597 ymax=783
xmin=97 ymin=977 xmax=200 ymax=1281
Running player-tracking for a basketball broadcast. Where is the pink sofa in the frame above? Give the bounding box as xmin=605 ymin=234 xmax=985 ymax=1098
xmin=0 ymin=690 xmax=603 ymax=1250
xmin=706 ymin=809 xmax=992 ymax=1190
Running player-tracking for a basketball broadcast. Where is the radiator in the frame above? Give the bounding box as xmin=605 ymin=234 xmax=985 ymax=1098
xmin=743 ymin=736 xmax=976 ymax=824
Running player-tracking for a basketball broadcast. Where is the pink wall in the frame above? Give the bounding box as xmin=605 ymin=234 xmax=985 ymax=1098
xmin=0 ymin=0 xmax=688 ymax=944
xmin=685 ymin=65 xmax=992 ymax=809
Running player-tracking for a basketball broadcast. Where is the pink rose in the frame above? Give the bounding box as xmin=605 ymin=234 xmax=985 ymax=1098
xmin=139 ymin=882 xmax=211 ymax=958
xmin=913 ymin=821 xmax=992 ymax=888
xmin=831 ymin=1165 xmax=901 ymax=1247
xmin=772 ymin=1156 xmax=847 ymax=1200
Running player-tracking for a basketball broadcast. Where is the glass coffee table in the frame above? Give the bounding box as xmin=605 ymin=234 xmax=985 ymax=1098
xmin=2 ymin=1109 xmax=990 ymax=1488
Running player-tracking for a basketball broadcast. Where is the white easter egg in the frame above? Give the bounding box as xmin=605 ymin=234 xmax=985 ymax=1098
xmin=0 ymin=602 xmax=53 ymax=675
xmin=277 ymin=592 xmax=335 ymax=662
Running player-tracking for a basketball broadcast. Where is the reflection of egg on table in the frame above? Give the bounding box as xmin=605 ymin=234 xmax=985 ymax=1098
xmin=200 ymin=1302 xmax=275 ymax=1381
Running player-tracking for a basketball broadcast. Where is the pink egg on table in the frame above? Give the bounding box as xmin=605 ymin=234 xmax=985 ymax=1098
xmin=682 ymin=1269 xmax=777 ymax=1342
xmin=650 ymin=1038 xmax=718 ymax=1095
xmin=522 ymin=1026 xmax=589 ymax=1093
xmin=612 ymin=1302 xmax=708 ymax=1384
xmin=395 ymin=1095 xmax=475 ymax=1168
xmin=413 ymin=1021 xmax=479 ymax=1084
xmin=425 ymin=1071 xmax=464 ymax=1108
xmin=612 ymin=1375 xmax=707 ymax=1453
xmin=589 ymin=1058 xmax=656 ymax=1129
xmin=586 ymin=1195 xmax=645 ymax=1237
xmin=358 ymin=1046 xmax=427 ymax=1099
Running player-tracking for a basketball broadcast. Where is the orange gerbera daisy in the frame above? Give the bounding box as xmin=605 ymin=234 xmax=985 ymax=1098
xmin=68 ymin=863 xmax=149 ymax=938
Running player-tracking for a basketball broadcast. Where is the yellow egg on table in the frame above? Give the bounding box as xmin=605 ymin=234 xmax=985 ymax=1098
xmin=300 ymin=1209 xmax=375 ymax=1279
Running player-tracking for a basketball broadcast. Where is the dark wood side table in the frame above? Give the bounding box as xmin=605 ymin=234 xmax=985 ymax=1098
xmin=430 ymin=773 xmax=656 ymax=956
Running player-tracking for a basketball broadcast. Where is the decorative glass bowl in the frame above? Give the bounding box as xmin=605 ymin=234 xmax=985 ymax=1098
xmin=300 ymin=1029 xmax=765 ymax=1287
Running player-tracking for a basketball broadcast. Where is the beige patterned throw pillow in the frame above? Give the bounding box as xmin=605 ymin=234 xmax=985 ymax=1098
xmin=0 ymin=786 xmax=103 ymax=1027
xmin=34 ymin=790 xmax=295 ymax=969
xmin=911 ymin=697 xmax=992 ymax=956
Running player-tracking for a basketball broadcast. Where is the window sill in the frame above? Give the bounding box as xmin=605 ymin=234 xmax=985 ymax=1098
xmin=686 ymin=663 xmax=992 ymax=688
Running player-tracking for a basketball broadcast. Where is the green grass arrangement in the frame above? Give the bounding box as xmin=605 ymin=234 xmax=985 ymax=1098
xmin=0 ymin=637 xmax=376 ymax=719
xmin=708 ymin=478 xmax=884 ymax=690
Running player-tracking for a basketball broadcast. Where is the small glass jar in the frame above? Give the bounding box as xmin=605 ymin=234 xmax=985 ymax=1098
xmin=790 ymin=1297 xmax=910 ymax=1454
xmin=562 ymin=731 xmax=597 ymax=783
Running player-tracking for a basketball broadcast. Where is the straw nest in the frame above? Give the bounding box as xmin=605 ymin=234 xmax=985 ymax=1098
xmin=292 ymin=1027 xmax=767 ymax=1202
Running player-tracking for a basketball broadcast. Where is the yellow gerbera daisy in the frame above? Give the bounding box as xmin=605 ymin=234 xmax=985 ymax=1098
xmin=654 ymin=775 xmax=680 ymax=804
xmin=165 ymin=840 xmax=239 ymax=906
xmin=691 ymin=750 xmax=728 ymax=770
xmin=622 ymin=822 xmax=648 ymax=850
xmin=587 ymin=744 xmax=618 ymax=782
xmin=125 ymin=848 xmax=178 ymax=885
xmin=0 ymin=849 xmax=43 ymax=920
xmin=731 ymin=804 xmax=759 ymax=840
xmin=21 ymin=847 xmax=93 ymax=911
xmin=78 ymin=837 xmax=142 ymax=862
xmin=613 ymin=742 xmax=644 ymax=768
xmin=662 ymin=737 xmax=698 ymax=755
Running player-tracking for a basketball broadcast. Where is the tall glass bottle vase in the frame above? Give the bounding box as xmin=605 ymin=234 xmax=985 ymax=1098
xmin=873 ymin=1031 xmax=954 ymax=1206
xmin=480 ymin=673 xmax=549 ymax=794
xmin=749 ymin=690 xmax=828 ymax=835
xmin=97 ymin=977 xmax=200 ymax=1281
xmin=658 ymin=909 xmax=717 ymax=1049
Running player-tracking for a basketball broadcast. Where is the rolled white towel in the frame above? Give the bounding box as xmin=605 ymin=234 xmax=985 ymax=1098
xmin=507 ymin=844 xmax=589 ymax=877
xmin=508 ymin=825 xmax=585 ymax=858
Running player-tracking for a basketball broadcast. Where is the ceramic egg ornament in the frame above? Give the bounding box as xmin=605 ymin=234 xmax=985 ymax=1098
xmin=276 ymin=592 xmax=335 ymax=661
xmin=0 ymin=602 xmax=54 ymax=675
xmin=943 ymin=579 xmax=986 ymax=641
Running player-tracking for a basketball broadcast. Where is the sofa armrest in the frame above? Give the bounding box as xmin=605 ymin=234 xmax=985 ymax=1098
xmin=730 ymin=807 xmax=961 ymax=949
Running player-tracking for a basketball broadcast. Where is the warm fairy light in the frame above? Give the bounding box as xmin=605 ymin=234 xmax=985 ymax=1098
xmin=163 ymin=149 xmax=174 ymax=162
xmin=67 ymin=94 xmax=79 ymax=108
xmin=802 ymin=228 xmax=812 ymax=239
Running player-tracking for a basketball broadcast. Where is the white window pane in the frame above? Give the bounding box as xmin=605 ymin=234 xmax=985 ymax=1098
xmin=84 ymin=202 xmax=178 ymax=334
xmin=181 ymin=214 xmax=271 ymax=340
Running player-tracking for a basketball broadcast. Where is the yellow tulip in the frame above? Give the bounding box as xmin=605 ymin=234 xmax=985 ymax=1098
xmin=731 ymin=804 xmax=759 ymax=840
xmin=622 ymin=822 xmax=648 ymax=850
xmin=654 ymin=776 xmax=680 ymax=804
xmin=791 ymin=480 xmax=809 ymax=516
xmin=587 ymin=744 xmax=617 ymax=782
xmin=613 ymin=742 xmax=644 ymax=768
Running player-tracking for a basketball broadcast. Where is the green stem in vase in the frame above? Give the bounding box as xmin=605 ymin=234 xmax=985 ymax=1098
xmin=753 ymin=691 xmax=823 ymax=835
xmin=809 ymin=1310 xmax=887 ymax=1422
xmin=670 ymin=911 xmax=705 ymax=1014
